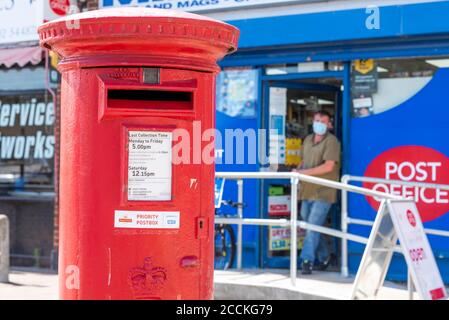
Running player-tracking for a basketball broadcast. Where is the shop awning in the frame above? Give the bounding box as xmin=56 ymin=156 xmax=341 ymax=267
xmin=0 ymin=46 xmax=43 ymax=68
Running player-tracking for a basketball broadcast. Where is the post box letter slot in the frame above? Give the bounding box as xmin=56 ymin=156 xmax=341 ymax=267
xmin=107 ymin=89 xmax=193 ymax=111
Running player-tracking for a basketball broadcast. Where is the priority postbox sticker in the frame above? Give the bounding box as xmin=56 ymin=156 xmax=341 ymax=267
xmin=127 ymin=131 xmax=172 ymax=201
xmin=114 ymin=210 xmax=180 ymax=229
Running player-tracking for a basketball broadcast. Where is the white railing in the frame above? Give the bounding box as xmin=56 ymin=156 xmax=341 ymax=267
xmin=340 ymin=175 xmax=449 ymax=277
xmin=215 ymin=171 xmax=404 ymax=286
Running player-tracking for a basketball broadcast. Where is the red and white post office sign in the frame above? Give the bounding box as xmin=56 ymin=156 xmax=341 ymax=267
xmin=49 ymin=0 xmax=70 ymax=16
xmin=364 ymin=146 xmax=449 ymax=222
xmin=44 ymin=0 xmax=77 ymax=22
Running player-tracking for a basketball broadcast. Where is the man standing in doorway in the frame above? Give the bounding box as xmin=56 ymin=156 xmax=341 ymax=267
xmin=293 ymin=110 xmax=341 ymax=275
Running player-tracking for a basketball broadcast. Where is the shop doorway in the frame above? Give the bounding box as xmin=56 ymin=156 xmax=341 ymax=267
xmin=261 ymin=77 xmax=344 ymax=269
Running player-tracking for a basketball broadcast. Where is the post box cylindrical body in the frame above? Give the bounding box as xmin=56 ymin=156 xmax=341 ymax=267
xmin=38 ymin=8 xmax=238 ymax=300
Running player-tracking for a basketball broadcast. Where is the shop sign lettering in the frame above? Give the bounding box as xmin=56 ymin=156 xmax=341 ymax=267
xmin=0 ymin=98 xmax=55 ymax=160
xmin=364 ymin=146 xmax=449 ymax=222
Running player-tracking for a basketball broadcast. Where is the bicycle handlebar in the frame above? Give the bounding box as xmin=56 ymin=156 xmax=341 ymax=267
xmin=221 ymin=200 xmax=246 ymax=209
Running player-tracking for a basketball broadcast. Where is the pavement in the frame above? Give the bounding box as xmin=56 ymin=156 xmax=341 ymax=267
xmin=0 ymin=267 xmax=423 ymax=300
xmin=0 ymin=267 xmax=58 ymax=300
xmin=214 ymin=269 xmax=418 ymax=300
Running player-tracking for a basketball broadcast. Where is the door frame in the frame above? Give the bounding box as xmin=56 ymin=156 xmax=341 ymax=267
xmin=260 ymin=67 xmax=349 ymax=268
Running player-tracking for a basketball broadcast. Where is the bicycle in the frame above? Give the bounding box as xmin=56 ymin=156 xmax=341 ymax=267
xmin=214 ymin=200 xmax=245 ymax=270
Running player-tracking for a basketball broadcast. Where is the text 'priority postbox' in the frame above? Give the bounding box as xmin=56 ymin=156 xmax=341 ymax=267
xmin=38 ymin=8 xmax=239 ymax=300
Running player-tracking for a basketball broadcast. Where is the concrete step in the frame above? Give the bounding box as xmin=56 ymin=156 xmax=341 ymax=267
xmin=214 ymin=269 xmax=419 ymax=300
xmin=0 ymin=267 xmax=437 ymax=300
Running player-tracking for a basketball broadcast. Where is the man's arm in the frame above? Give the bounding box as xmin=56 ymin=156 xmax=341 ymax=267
xmin=293 ymin=160 xmax=336 ymax=176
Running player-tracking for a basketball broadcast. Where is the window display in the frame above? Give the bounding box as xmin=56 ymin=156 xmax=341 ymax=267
xmin=352 ymin=56 xmax=448 ymax=117
xmin=266 ymin=81 xmax=341 ymax=260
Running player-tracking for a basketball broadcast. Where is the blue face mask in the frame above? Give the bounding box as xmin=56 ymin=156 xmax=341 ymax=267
xmin=313 ymin=121 xmax=328 ymax=135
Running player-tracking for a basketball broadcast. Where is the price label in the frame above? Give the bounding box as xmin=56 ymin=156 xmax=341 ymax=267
xmin=127 ymin=131 xmax=172 ymax=201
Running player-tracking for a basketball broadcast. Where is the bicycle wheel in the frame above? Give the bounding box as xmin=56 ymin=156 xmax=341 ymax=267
xmin=214 ymin=224 xmax=236 ymax=270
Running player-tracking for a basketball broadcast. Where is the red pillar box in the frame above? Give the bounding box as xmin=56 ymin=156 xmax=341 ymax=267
xmin=38 ymin=8 xmax=239 ymax=300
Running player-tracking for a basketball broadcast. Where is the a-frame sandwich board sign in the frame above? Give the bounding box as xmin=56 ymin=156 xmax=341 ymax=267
xmin=351 ymin=199 xmax=447 ymax=300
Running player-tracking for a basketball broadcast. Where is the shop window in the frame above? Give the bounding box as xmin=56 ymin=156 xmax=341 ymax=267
xmin=352 ymin=57 xmax=448 ymax=117
xmin=216 ymin=67 xmax=258 ymax=118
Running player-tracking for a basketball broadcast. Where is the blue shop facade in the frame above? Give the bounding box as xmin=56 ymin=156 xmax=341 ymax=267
xmin=101 ymin=0 xmax=449 ymax=282
xmin=214 ymin=1 xmax=449 ymax=282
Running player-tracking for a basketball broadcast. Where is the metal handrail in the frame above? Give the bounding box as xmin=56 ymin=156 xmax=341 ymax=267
xmin=340 ymin=174 xmax=449 ymax=278
xmin=216 ymin=172 xmax=404 ymax=200
xmin=215 ymin=171 xmax=404 ymax=286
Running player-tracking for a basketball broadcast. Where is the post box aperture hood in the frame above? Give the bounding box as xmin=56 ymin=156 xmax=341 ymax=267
xmin=38 ymin=8 xmax=239 ymax=72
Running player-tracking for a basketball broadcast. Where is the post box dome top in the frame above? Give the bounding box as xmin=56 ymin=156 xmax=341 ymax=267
xmin=38 ymin=8 xmax=239 ymax=72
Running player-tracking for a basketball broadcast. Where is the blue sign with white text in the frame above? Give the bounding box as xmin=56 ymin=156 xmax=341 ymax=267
xmin=100 ymin=0 xmax=299 ymax=11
